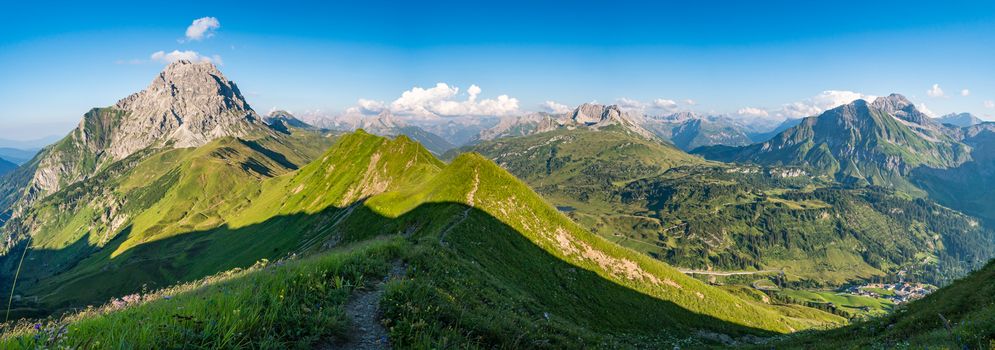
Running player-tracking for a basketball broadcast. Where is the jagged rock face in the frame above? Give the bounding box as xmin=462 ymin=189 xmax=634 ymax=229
xmin=359 ymin=110 xmax=400 ymax=133
xmin=264 ymin=110 xmax=314 ymax=131
xmin=569 ymin=103 xmax=644 ymax=126
xmin=12 ymin=60 xmax=264 ymax=205
xmin=871 ymin=94 xmax=950 ymax=142
xmin=111 ymin=60 xmax=260 ymax=158
xmin=474 ymin=103 xmax=655 ymax=142
xmin=475 ymin=113 xmax=560 ymax=141
xmin=571 ymin=103 xmax=608 ymax=125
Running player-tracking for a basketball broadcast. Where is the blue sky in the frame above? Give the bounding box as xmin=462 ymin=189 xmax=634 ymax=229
xmin=2 ymin=0 xmax=995 ymax=139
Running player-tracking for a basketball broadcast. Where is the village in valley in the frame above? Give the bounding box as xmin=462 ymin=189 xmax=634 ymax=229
xmin=845 ymin=282 xmax=937 ymax=304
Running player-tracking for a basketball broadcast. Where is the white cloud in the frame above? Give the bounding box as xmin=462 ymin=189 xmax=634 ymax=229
xmin=185 ymin=17 xmax=220 ymax=41
xmin=353 ymin=83 xmax=520 ymax=119
xmin=652 ymin=98 xmax=678 ymax=112
xmin=150 ymin=50 xmax=221 ymax=64
xmin=390 ymin=83 xmax=459 ymax=116
xmin=773 ymin=90 xmax=876 ymax=119
xmin=961 ymin=89 xmax=970 ymax=96
xmin=984 ymin=100 xmax=994 ymax=109
xmin=357 ymin=99 xmax=386 ymax=115
xmin=916 ymin=103 xmax=937 ymax=117
xmin=540 ymin=101 xmax=571 ymax=114
xmin=684 ymin=99 xmax=697 ymax=106
xmin=467 ymin=85 xmax=482 ymax=102
xmin=927 ymin=84 xmax=945 ymax=98
xmin=737 ymin=107 xmax=769 ymax=117
xmin=615 ymin=97 xmax=646 ymax=111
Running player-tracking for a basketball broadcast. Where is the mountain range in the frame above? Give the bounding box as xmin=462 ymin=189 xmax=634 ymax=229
xmin=694 ymin=94 xmax=972 ymax=194
xmin=1 ymin=62 xmax=993 ymax=348
xmin=458 ymin=105 xmax=995 ymax=287
xmin=309 ymin=110 xmax=457 ymax=155
xmin=0 ymin=62 xmax=854 ymax=348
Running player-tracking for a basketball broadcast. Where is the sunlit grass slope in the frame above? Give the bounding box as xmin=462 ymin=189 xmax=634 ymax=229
xmin=2 ymin=130 xmax=845 ymax=348
xmin=776 ymin=259 xmax=995 ymax=349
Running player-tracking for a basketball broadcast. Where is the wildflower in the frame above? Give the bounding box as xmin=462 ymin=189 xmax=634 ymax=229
xmin=34 ymin=323 xmax=41 ymax=331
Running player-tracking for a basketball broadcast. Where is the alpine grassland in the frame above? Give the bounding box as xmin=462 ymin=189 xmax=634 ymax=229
xmin=774 ymin=259 xmax=995 ymax=349
xmin=460 ymin=125 xmax=995 ymax=288
xmin=1 ymin=131 xmax=846 ymax=348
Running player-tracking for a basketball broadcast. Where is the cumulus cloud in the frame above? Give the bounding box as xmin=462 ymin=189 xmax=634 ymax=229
xmin=614 ymin=97 xmax=686 ymax=113
xmin=927 ymin=84 xmax=945 ymax=98
xmin=357 ymin=99 xmax=386 ymax=115
xmin=961 ymin=89 xmax=970 ymax=96
xmin=736 ymin=107 xmax=769 ymax=118
xmin=916 ymin=103 xmax=937 ymax=117
xmin=150 ymin=50 xmax=222 ymax=64
xmin=185 ymin=17 xmax=220 ymax=41
xmin=652 ymin=99 xmax=679 ymax=112
xmin=614 ymin=97 xmax=647 ymax=112
xmin=467 ymin=85 xmax=482 ymax=102
xmin=540 ymin=101 xmax=571 ymax=114
xmin=984 ymin=100 xmax=994 ymax=109
xmin=349 ymin=83 xmax=519 ymax=119
xmin=684 ymin=99 xmax=697 ymax=106
xmin=771 ymin=90 xmax=876 ymax=119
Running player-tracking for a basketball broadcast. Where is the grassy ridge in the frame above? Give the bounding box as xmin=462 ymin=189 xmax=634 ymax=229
xmin=1 ymin=131 xmax=847 ymax=348
xmin=0 ymin=126 xmax=334 ymax=316
xmin=1 ymin=238 xmax=404 ymax=349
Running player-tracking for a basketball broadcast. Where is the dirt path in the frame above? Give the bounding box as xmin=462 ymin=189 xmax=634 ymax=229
xmin=323 ymin=262 xmax=406 ymax=350
xmin=439 ymin=168 xmax=479 ymax=247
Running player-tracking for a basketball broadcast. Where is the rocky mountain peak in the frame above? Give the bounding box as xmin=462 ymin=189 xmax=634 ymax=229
xmin=571 ymin=103 xmax=608 ymax=125
xmin=362 ymin=110 xmax=400 ymax=131
xmin=107 ymin=61 xmax=261 ymax=159
xmin=13 ymin=61 xmax=266 ymax=203
xmin=570 ymin=103 xmax=639 ymax=125
xmin=871 ymin=93 xmax=913 ymax=111
xmin=264 ymin=110 xmax=313 ymax=130
xmin=870 ymin=93 xmax=934 ymax=126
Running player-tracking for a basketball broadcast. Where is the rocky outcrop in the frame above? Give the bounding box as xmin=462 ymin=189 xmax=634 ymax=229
xmin=111 ymin=60 xmax=261 ymax=156
xmin=264 ymin=110 xmax=314 ymax=130
xmin=7 ymin=60 xmax=267 ymax=209
xmin=475 ymin=103 xmax=655 ymax=141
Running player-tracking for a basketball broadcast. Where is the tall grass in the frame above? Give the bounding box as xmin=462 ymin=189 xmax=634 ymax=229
xmin=0 ymin=238 xmax=404 ymax=349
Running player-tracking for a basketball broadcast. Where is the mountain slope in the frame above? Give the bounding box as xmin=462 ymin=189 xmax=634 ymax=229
xmin=452 ymin=125 xmax=729 ymax=271
xmin=263 ymin=110 xmax=317 ymax=132
xmin=461 ymin=117 xmax=994 ymax=287
xmin=912 ymin=122 xmax=995 ymax=225
xmin=0 ymin=130 xmax=333 ymax=314
xmin=0 ymin=148 xmax=39 ymax=165
xmin=613 ymin=164 xmax=994 ymax=286
xmin=471 ymin=103 xmax=657 ymax=144
xmin=0 ymin=60 xmax=271 ymax=217
xmin=3 ymin=131 xmax=845 ymax=348
xmin=642 ymin=112 xmax=754 ymax=151
xmin=0 ymin=158 xmax=14 ymax=175
xmin=317 ymin=110 xmax=456 ymax=155
xmin=694 ymin=95 xmax=970 ymax=193
xmin=778 ymin=258 xmax=995 ymax=348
